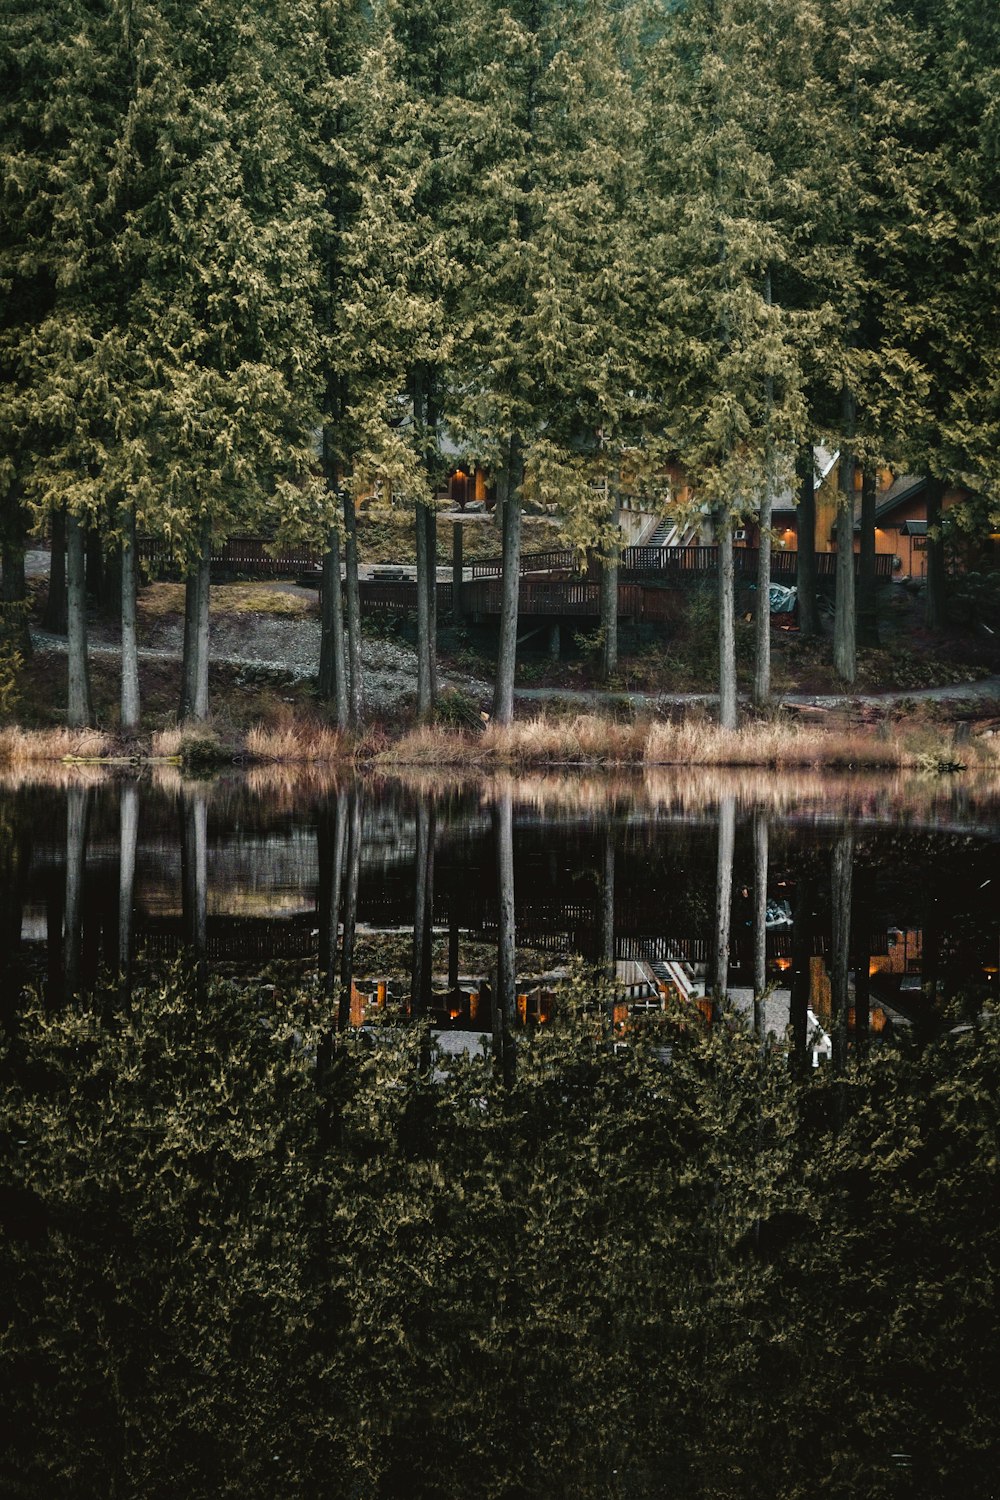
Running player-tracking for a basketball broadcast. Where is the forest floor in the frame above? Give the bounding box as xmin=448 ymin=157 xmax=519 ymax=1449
xmin=10 ymin=535 xmax=1000 ymax=753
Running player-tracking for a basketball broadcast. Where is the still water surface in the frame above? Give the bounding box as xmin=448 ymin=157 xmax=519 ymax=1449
xmin=3 ymin=765 xmax=999 ymax=1037
xmin=3 ymin=766 xmax=1000 ymax=1498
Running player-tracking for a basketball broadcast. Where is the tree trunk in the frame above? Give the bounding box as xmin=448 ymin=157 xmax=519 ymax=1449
xmin=925 ymin=476 xmax=946 ymax=630
xmin=833 ymin=399 xmax=857 ymax=684
xmin=118 ymin=779 xmax=138 ymax=982
xmin=716 ymin=508 xmax=737 ymax=729
xmin=337 ymin=788 xmax=362 ymax=1031
xmin=492 ymin=440 xmax=523 ymax=727
xmin=493 ymin=790 xmax=517 ymax=1086
xmin=752 ymin=809 xmax=768 ymax=1045
xmin=795 ymin=445 xmax=819 ymax=639
xmin=120 ymin=507 xmax=140 ymax=734
xmin=342 ymin=490 xmax=362 ymax=725
xmin=412 ymin=365 xmax=438 ymax=717
xmin=66 ymin=512 xmax=93 ymax=728
xmin=416 ymin=502 xmax=433 ymax=721
xmin=44 ymin=505 xmax=68 ymax=634
xmin=180 ymin=520 xmax=211 ymax=722
xmin=830 ymin=828 xmax=853 ymax=1075
xmin=0 ymin=482 xmax=32 ymax=658
xmin=318 ymin=523 xmax=348 ymax=729
xmin=711 ymin=794 xmax=736 ymax=1020
xmin=599 ymin=480 xmax=619 ymax=681
xmin=100 ymin=537 xmax=122 ymax=618
xmin=753 ymin=479 xmax=773 ymax=709
xmin=85 ymin=524 xmax=103 ymax=604
xmin=452 ymin=521 xmax=464 ymax=623
xmin=856 ymin=465 xmax=879 ymax=648
xmin=427 ymin=504 xmax=438 ymax=705
xmin=753 ymin=270 xmax=774 ymax=709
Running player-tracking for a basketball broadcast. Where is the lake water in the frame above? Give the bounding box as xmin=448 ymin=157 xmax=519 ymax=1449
xmin=3 ymin=765 xmax=1000 ymax=1497
xmin=3 ymin=765 xmax=999 ymax=1043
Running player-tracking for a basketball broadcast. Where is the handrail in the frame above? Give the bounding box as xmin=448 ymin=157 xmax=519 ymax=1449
xmin=470 ymin=548 xmax=576 ymax=579
xmin=137 ymin=534 xmax=320 ymax=576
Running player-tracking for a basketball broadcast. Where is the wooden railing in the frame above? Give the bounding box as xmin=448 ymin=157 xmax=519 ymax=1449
xmin=138 ymin=535 xmax=321 ymax=578
xmin=620 ymin=546 xmax=893 ymax=580
xmin=470 ymin=548 xmax=576 ymax=579
xmin=463 ymin=578 xmax=674 ymax=620
xmin=470 ymin=544 xmax=894 ymax=583
xmin=360 ymin=579 xmax=454 ymax=613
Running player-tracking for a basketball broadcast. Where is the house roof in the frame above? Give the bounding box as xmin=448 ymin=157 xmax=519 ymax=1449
xmin=852 ymin=474 xmax=928 ymax=532
xmin=773 ymin=445 xmax=839 ymax=513
xmin=874 ymin=474 xmax=927 ymax=520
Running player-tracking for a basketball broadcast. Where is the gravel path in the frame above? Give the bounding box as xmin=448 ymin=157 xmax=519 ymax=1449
xmin=29 ymin=614 xmax=494 ymax=717
xmin=515 ymin=677 xmax=1000 ymax=711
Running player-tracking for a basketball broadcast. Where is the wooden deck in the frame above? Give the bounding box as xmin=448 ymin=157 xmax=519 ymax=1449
xmin=139 ymin=533 xmax=893 ymax=620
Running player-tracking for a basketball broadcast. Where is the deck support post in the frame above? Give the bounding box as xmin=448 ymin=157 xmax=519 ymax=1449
xmin=547 ymin=622 xmax=560 ymax=660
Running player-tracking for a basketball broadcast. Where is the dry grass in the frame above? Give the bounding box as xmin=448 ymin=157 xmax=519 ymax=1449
xmin=150 ymin=726 xmax=185 ymax=758
xmin=138 ymin=581 xmax=313 ymax=620
xmin=212 ymin=583 xmax=314 ymax=617
xmin=245 ymin=721 xmax=348 ymax=763
xmin=642 ymin=718 xmax=912 ymax=768
xmin=974 ymin=729 xmax=1000 ymax=764
xmin=484 ymin=715 xmax=649 ymax=763
xmin=0 ymin=725 xmax=115 ymax=764
xmin=374 ymin=712 xmax=950 ymax=770
xmin=137 ymin=582 xmax=186 ymax=619
xmin=376 ymin=716 xmax=649 ymax=767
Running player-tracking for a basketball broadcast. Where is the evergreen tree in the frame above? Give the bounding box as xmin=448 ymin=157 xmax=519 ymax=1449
xmin=870 ymin=0 xmax=1000 ymax=628
xmin=640 ymin=0 xmax=808 ymax=724
xmin=449 ymin=0 xmax=639 ymax=724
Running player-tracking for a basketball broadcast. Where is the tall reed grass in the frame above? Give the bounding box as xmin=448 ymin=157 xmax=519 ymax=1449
xmin=0 ymin=726 xmax=114 ymax=764
xmin=245 ymin=722 xmax=347 ymax=763
xmin=373 ymin=713 xmax=948 ymax=770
